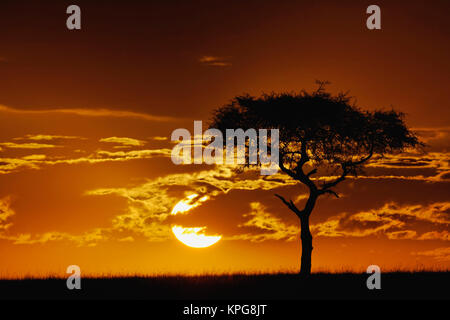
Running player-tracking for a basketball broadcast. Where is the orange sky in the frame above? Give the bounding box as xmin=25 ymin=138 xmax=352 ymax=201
xmin=0 ymin=0 xmax=449 ymax=278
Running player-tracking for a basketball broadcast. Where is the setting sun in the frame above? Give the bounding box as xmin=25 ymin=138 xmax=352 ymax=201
xmin=172 ymin=225 xmax=222 ymax=248
xmin=170 ymin=195 xmax=220 ymax=247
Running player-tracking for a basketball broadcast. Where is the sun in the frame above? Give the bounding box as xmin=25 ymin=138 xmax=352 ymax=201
xmin=171 ymin=194 xmax=222 ymax=248
xmin=172 ymin=225 xmax=221 ymax=248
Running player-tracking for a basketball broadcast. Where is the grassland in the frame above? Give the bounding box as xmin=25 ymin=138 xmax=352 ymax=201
xmin=0 ymin=272 xmax=448 ymax=300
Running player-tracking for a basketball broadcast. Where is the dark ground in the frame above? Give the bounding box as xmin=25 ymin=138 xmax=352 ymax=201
xmin=0 ymin=272 xmax=448 ymax=300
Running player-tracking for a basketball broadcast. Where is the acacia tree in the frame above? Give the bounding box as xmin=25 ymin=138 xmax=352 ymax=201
xmin=210 ymin=83 xmax=422 ymax=275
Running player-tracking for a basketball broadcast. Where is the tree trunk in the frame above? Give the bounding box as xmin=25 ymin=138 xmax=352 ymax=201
xmin=299 ymin=214 xmax=313 ymax=275
xmin=275 ymin=190 xmax=317 ymax=276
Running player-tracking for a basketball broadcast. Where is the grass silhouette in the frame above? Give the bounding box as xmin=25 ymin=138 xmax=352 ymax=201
xmin=0 ymin=271 xmax=448 ymax=300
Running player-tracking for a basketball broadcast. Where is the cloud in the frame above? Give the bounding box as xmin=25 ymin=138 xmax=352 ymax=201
xmin=386 ymin=230 xmax=418 ymax=240
xmin=311 ymin=202 xmax=450 ymax=240
xmin=88 ymin=184 xmax=177 ymax=242
xmin=0 ymin=105 xmax=176 ymax=122
xmin=15 ymin=158 xmax=447 ymax=246
xmin=150 ymin=136 xmax=168 ymax=141
xmin=2 ymin=148 xmax=448 ymax=247
xmin=14 ymin=134 xmax=83 ymax=141
xmin=294 ymin=194 xmax=309 ymax=202
xmin=2 ymin=228 xmax=109 ymax=247
xmin=199 ymin=56 xmax=232 ymax=67
xmin=346 ymin=173 xmax=450 ymax=183
xmin=367 ymin=152 xmax=449 ymax=171
xmin=0 ymin=197 xmax=15 ymax=231
xmin=22 ymin=154 xmax=46 ymax=160
xmin=82 ymin=167 xmax=296 ymax=243
xmin=94 ymin=149 xmax=172 ymax=161
xmin=413 ymin=126 xmax=450 ymax=145
xmin=306 ymin=150 xmax=449 ymax=183
xmin=0 ymin=157 xmax=43 ymax=174
xmin=0 ymin=148 xmax=172 ymax=174
xmin=0 ymin=195 xmax=110 ymax=246
xmin=228 ymin=202 xmax=298 ymax=242
xmin=99 ymin=136 xmax=146 ymax=147
xmin=118 ymin=236 xmax=134 ymax=242
xmin=418 ymin=231 xmax=450 ymax=241
xmin=0 ymin=142 xmax=59 ymax=149
xmin=87 ymin=166 xmax=293 ymax=200
xmin=82 ymin=169 xmax=224 ymax=242
xmin=413 ymin=247 xmax=450 ymax=262
xmin=1 ymin=159 xmax=447 ymax=247
xmin=1 ymin=128 xmax=449 ymax=185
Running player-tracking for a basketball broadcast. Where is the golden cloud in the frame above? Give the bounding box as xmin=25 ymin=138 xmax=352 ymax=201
xmin=0 ymin=197 xmax=15 ymax=231
xmin=413 ymin=247 xmax=450 ymax=262
xmin=0 ymin=194 xmax=112 ymax=246
xmin=14 ymin=134 xmax=83 ymax=141
xmin=418 ymin=231 xmax=450 ymax=241
xmin=0 ymin=148 xmax=172 ymax=174
xmin=99 ymin=136 xmax=146 ymax=147
xmin=150 ymin=136 xmax=168 ymax=141
xmin=2 ymin=228 xmax=109 ymax=247
xmin=83 ymin=167 xmax=297 ymax=243
xmin=0 ymin=105 xmax=176 ymax=122
xmin=199 ymin=56 xmax=232 ymax=67
xmin=22 ymin=154 xmax=47 ymax=161
xmin=367 ymin=152 xmax=449 ymax=171
xmin=228 ymin=202 xmax=298 ymax=242
xmin=0 ymin=142 xmax=59 ymax=149
xmin=312 ymin=202 xmax=450 ymax=240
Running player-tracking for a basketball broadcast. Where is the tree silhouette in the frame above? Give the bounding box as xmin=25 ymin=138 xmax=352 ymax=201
xmin=210 ymin=82 xmax=423 ymax=275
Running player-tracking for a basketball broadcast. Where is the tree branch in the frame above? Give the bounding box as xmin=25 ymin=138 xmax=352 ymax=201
xmin=319 ymin=142 xmax=374 ymax=193
xmin=275 ymin=194 xmax=302 ymax=217
xmin=306 ymin=168 xmax=317 ymax=177
xmin=319 ymin=163 xmax=349 ymax=191
xmin=349 ymin=143 xmax=374 ymax=166
xmin=321 ymin=189 xmax=339 ymax=198
xmin=278 ymin=154 xmax=298 ymax=180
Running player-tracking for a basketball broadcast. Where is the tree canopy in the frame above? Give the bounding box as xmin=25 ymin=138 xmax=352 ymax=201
xmin=210 ymin=84 xmax=422 ymax=197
